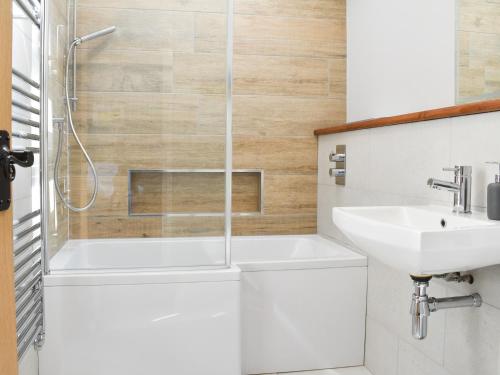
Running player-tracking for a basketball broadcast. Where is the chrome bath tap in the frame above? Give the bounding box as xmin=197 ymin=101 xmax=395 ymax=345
xmin=427 ymin=166 xmax=472 ymax=213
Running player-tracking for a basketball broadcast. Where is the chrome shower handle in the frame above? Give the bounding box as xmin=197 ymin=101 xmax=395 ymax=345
xmin=329 ymin=168 xmax=345 ymax=177
xmin=329 ymin=152 xmax=345 ymax=162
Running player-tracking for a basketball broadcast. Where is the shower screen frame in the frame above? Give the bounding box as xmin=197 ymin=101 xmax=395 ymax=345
xmin=41 ymin=0 xmax=235 ymax=273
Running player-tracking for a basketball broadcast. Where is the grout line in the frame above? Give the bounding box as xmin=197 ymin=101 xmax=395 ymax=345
xmin=76 ymin=5 xmax=227 ymax=15
xmin=76 ymin=46 xmax=346 ymax=63
xmin=72 ymin=90 xmax=341 ymax=101
xmin=368 ymin=306 xmax=450 ymax=373
xmin=395 ymin=336 xmax=400 ymax=375
xmin=442 ymin=301 xmax=449 ymax=369
xmin=65 ymin=133 xmax=318 ymax=139
xmin=362 ymin=258 xmax=369 ymax=367
xmin=76 ymin=4 xmax=345 ymax=21
xmin=73 ymin=90 xmax=345 ymax=102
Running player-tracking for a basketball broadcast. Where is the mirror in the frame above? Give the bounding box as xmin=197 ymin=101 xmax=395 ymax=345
xmin=457 ymin=0 xmax=500 ymax=104
xmin=344 ymin=0 xmax=500 ymax=125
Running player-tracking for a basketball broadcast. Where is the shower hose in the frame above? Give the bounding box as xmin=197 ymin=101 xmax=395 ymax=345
xmin=54 ymin=40 xmax=98 ymax=212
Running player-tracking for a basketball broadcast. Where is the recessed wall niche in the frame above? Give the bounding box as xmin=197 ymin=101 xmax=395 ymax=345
xmin=129 ymin=170 xmax=263 ymax=216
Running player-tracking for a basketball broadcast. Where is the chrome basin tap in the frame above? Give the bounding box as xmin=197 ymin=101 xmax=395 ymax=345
xmin=427 ymin=166 xmax=472 ymax=213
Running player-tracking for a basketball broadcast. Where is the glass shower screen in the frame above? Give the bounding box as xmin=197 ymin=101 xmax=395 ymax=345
xmin=45 ymin=0 xmax=232 ymax=271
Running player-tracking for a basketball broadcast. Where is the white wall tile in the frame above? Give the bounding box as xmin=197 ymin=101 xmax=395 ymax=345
xmin=317 ymin=184 xmax=345 ymax=240
xmin=366 ymin=258 xmax=446 ymax=365
xmin=450 ymin=111 xmax=500 ymax=209
xmin=367 ymin=119 xmax=452 ymax=202
xmin=280 ymin=369 xmax=372 ymax=375
xmin=333 ymin=368 xmax=373 ymax=375
xmin=317 ymin=130 xmax=372 ymax=189
xmin=278 ymin=367 xmax=372 ymax=375
xmin=397 ymin=340 xmax=451 ymax=375
xmin=468 ymin=266 xmax=500 ymax=311
xmin=444 ymin=302 xmax=500 ymax=375
xmin=365 ymin=317 xmax=398 ymax=375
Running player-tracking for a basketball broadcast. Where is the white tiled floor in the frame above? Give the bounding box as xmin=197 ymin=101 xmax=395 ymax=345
xmin=261 ymin=367 xmax=373 ymax=375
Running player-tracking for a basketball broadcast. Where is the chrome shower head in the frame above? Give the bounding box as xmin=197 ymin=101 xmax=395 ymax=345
xmin=74 ymin=26 xmax=116 ymax=45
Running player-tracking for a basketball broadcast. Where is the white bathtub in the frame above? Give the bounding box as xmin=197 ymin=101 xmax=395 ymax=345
xmin=40 ymin=235 xmax=367 ymax=375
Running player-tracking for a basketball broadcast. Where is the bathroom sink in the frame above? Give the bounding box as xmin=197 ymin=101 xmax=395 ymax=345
xmin=332 ymin=205 xmax=500 ymax=274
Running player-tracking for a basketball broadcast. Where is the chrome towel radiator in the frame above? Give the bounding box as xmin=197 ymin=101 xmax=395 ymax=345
xmin=10 ymin=0 xmax=45 ymax=360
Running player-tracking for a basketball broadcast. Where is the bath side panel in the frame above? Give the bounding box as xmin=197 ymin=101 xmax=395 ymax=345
xmin=39 ymin=279 xmax=241 ymax=375
xmin=241 ymin=266 xmax=367 ymax=374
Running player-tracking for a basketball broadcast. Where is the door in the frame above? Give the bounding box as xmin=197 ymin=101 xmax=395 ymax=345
xmin=0 ymin=0 xmax=19 ymax=374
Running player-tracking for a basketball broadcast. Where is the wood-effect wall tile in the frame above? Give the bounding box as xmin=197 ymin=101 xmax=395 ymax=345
xmin=76 ymin=49 xmax=174 ymax=93
xmin=73 ymin=92 xmax=226 ymax=136
xmin=77 ymin=7 xmax=194 ymax=52
xmin=69 ymin=0 xmax=346 ymax=239
xmin=78 ymin=0 xmax=227 ymax=13
xmin=173 ymin=53 xmax=226 ymax=94
xmin=329 ymin=57 xmax=346 ymax=100
xmin=264 ymin=174 xmax=317 ymax=215
xmin=233 ymin=214 xmax=317 ymax=235
xmin=234 ymin=14 xmax=345 ymax=57
xmin=70 ymin=215 xmax=163 ymax=239
xmin=234 ymin=54 xmax=329 ymax=96
xmin=195 ymin=13 xmax=227 ymax=53
xmin=233 ymin=95 xmax=345 ymax=136
xmin=69 ymin=134 xmax=225 ymax=176
xmin=130 ymin=171 xmax=261 ymax=215
xmin=235 ymin=0 xmax=345 ymax=19
xmin=233 ymin=136 xmax=317 ymax=174
xmin=162 ymin=216 xmax=225 ymax=237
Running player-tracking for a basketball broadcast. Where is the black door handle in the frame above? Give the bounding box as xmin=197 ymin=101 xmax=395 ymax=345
xmin=9 ymin=150 xmax=34 ymax=168
xmin=1 ymin=148 xmax=35 ymax=181
xmin=0 ymin=130 xmax=35 ymax=211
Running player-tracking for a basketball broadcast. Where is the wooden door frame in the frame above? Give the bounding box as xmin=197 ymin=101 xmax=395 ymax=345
xmin=0 ymin=0 xmax=18 ymax=374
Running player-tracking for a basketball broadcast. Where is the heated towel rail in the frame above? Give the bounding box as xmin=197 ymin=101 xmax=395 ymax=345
xmin=11 ymin=0 xmax=44 ymax=360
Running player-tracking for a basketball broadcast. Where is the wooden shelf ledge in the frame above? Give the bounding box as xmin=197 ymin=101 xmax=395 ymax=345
xmin=314 ymin=99 xmax=500 ymax=136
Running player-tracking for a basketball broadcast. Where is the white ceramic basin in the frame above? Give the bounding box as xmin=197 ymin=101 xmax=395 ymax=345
xmin=332 ymin=205 xmax=500 ymax=274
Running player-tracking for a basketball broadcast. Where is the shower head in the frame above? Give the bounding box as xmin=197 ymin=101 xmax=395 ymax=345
xmin=74 ymin=26 xmax=116 ymax=45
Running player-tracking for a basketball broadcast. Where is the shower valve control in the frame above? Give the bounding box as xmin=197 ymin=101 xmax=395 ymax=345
xmin=329 ymin=145 xmax=346 ymax=186
xmin=0 ymin=130 xmax=34 ymax=212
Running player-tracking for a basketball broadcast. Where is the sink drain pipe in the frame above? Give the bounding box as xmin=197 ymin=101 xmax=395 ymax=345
xmin=410 ymin=275 xmax=482 ymax=340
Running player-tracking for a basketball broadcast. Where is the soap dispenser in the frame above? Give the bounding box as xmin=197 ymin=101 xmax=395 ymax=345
xmin=486 ymin=162 xmax=500 ymax=220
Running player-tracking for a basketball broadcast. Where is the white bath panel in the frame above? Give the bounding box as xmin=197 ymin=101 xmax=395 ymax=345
xmin=241 ymin=266 xmax=367 ymax=374
xmin=40 ymin=269 xmax=241 ymax=375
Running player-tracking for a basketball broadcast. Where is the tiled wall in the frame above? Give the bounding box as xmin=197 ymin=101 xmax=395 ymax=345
xmin=70 ymin=0 xmax=229 ymax=238
xmin=317 ymin=111 xmax=500 ymax=375
xmin=458 ymin=0 xmax=500 ymax=102
xmin=67 ymin=0 xmax=345 ymax=238
xmin=232 ymin=0 xmax=345 ymax=234
xmin=130 ymin=171 xmax=262 ymax=215
xmin=46 ymin=0 xmax=70 ymax=258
